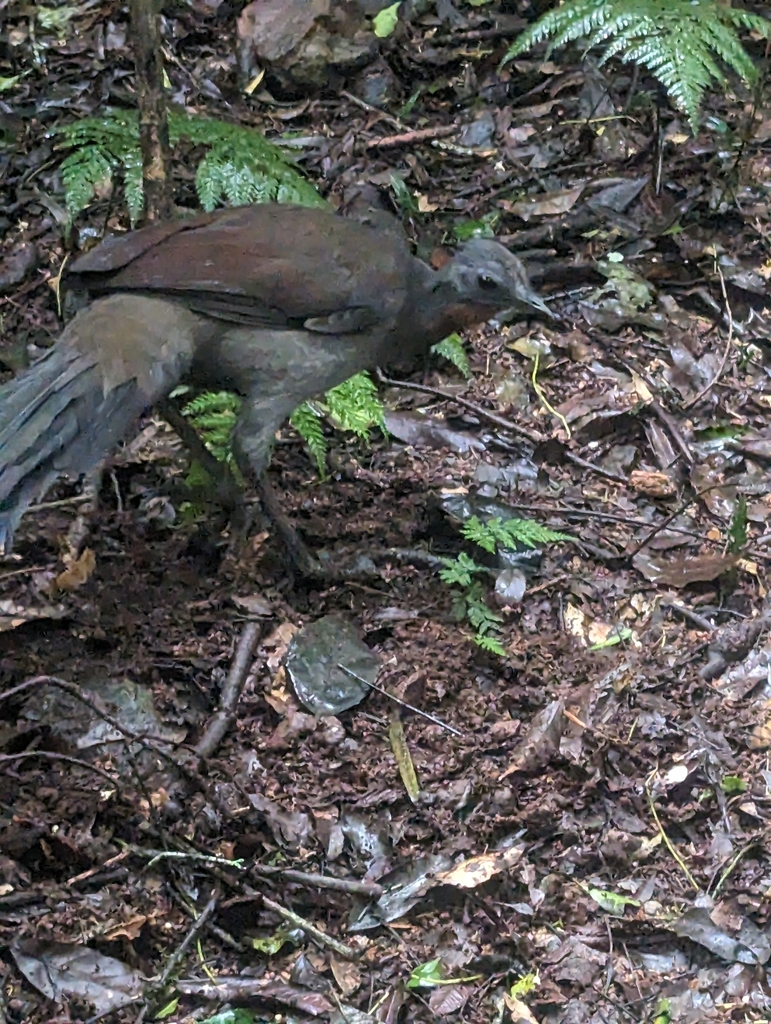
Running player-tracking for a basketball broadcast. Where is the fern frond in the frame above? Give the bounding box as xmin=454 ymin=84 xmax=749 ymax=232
xmin=431 ymin=333 xmax=471 ymax=378
xmin=290 ymin=403 xmax=328 ymax=475
xmin=462 ymin=515 xmax=570 ymax=553
xmin=181 ymin=391 xmax=240 ymax=463
xmin=504 ymin=0 xmax=771 ymax=130
xmin=58 ymin=110 xmax=324 ymax=222
xmin=324 ymin=372 xmax=385 ymax=438
xmin=475 ymin=634 xmax=507 ymax=656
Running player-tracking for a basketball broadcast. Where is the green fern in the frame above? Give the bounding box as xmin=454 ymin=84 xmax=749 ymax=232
xmin=438 ymin=551 xmax=484 ymax=588
xmin=181 ymin=391 xmax=241 ymax=464
xmin=431 ymin=333 xmax=471 ymax=378
xmin=504 ymin=0 xmax=771 ymax=130
xmin=58 ymin=110 xmax=324 ymax=224
xmin=439 ymin=514 xmax=570 ymax=656
xmin=291 ymin=372 xmax=386 ymax=473
xmin=325 ymin=373 xmax=385 ymax=437
xmin=175 ymin=113 xmax=323 ymax=211
xmin=59 ymin=112 xmax=144 ymax=223
xmin=289 ymin=403 xmax=328 ymax=476
xmin=462 ymin=515 xmax=570 ymax=554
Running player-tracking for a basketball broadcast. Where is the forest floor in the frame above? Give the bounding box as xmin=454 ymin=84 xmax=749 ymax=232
xmin=1 ymin=2 xmax=771 ymax=1022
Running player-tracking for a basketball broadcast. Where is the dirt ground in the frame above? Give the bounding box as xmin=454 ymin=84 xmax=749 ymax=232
xmin=1 ymin=2 xmax=771 ymax=1022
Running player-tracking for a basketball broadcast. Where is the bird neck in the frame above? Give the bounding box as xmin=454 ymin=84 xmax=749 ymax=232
xmin=412 ymin=276 xmax=492 ymax=346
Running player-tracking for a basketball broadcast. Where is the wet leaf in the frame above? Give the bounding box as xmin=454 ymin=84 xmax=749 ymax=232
xmin=11 ymin=942 xmax=144 ymax=1014
xmin=632 ymin=551 xmax=738 ymax=586
xmin=286 ymin=614 xmax=378 ymax=715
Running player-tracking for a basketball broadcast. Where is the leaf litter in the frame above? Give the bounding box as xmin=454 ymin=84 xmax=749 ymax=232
xmin=2 ymin=1 xmax=771 ymax=1022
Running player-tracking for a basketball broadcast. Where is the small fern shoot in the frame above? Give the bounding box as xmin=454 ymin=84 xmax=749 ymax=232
xmin=431 ymin=333 xmax=471 ymax=378
xmin=504 ymin=0 xmax=771 ymax=130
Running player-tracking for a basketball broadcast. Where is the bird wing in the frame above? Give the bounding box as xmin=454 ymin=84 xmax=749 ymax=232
xmin=67 ymin=204 xmax=410 ymax=334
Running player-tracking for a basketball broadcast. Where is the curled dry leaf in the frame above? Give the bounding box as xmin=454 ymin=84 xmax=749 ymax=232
xmin=500 ymin=700 xmax=564 ymax=780
xmin=632 ymin=551 xmax=738 ymax=587
xmin=628 ymin=469 xmax=678 ymax=497
xmin=435 ymin=842 xmax=526 ymax=889
xmin=53 ymin=547 xmax=96 ymax=592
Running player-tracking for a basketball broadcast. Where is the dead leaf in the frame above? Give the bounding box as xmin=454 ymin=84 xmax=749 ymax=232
xmin=436 ymin=843 xmax=525 ymax=889
xmin=633 ymin=551 xmax=738 ymax=587
xmin=54 ymin=547 xmax=96 ymax=592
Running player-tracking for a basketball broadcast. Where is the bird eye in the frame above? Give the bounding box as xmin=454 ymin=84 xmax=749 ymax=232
xmin=478 ymin=273 xmax=499 ymax=291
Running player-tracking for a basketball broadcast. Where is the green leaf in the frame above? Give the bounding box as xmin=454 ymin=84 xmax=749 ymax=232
xmin=58 ymin=110 xmax=324 ymax=224
xmin=199 ymin=1011 xmax=260 ymax=1024
xmin=324 ymin=372 xmax=385 ymax=437
xmin=475 ymin=634 xmax=507 ymax=655
xmin=290 ymin=402 xmax=327 ymax=475
xmin=37 ymin=5 xmax=77 ymax=34
xmin=720 ymin=775 xmax=747 ymax=794
xmin=586 ymin=887 xmax=641 ymax=915
xmin=453 ymin=214 xmax=498 ymax=240
xmin=373 ymin=1 xmax=401 ymax=37
xmin=438 ymin=552 xmax=483 ymax=587
xmin=389 ymin=174 xmax=419 ymax=216
xmin=181 ymin=391 xmax=240 ymax=464
xmin=251 ymin=931 xmax=292 ymax=954
xmin=155 ymin=998 xmax=180 ymax=1019
xmin=462 ymin=515 xmax=570 ymax=554
xmin=587 ymin=626 xmax=633 ymax=650
xmin=510 ymin=973 xmax=538 ymax=998
xmin=407 ymin=958 xmax=444 ymax=989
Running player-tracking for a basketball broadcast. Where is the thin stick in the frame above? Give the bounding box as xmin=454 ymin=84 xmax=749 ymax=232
xmin=338 ymin=665 xmax=463 ymax=737
xmin=262 ymin=895 xmax=360 ymax=960
xmin=195 ymin=620 xmax=262 ymax=759
xmin=682 ymin=262 xmax=735 ymax=409
xmin=376 ymin=369 xmax=544 ymax=444
xmin=158 ymin=894 xmax=219 ymax=987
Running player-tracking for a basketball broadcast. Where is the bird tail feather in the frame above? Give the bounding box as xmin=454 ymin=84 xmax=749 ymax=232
xmin=0 ymin=294 xmax=199 ymax=552
xmin=0 ymin=346 xmax=145 ymax=552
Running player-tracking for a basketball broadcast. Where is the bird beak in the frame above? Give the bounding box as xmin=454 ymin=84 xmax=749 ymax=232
xmin=519 ymin=286 xmax=554 ymax=319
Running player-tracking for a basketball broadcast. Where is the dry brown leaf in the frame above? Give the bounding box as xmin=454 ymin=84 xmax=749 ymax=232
xmin=54 ymin=548 xmax=96 ymax=592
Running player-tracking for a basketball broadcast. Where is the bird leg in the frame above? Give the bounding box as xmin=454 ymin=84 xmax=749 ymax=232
xmin=158 ymin=397 xmax=244 ymax=521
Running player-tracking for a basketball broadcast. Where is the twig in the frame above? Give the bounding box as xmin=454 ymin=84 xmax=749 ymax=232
xmin=0 ymin=674 xmax=198 ymax=781
xmin=340 ymin=90 xmax=404 ymax=131
xmin=67 ymin=850 xmax=131 ymax=887
xmin=338 ymin=664 xmax=463 ymax=737
xmin=0 ymin=750 xmax=117 ymax=784
xmin=649 ymin=400 xmax=693 ymax=464
xmin=250 ymin=864 xmax=382 ymax=899
xmin=194 ymin=620 xmax=262 ymax=759
xmin=626 ymin=483 xmax=733 ymax=559
xmin=376 ymin=369 xmax=544 ymax=444
xmin=129 ymin=847 xmax=244 ymax=871
xmin=562 ymin=451 xmax=626 ymax=483
xmin=262 ymin=895 xmax=360 ymax=960
xmin=661 ymin=600 xmax=716 ymax=633
xmin=0 ymin=564 xmax=47 ymax=582
xmin=0 ymin=675 xmax=181 ymax=748
xmin=682 ymin=262 xmax=735 ymax=409
xmin=158 ymin=894 xmax=219 ymax=987
xmin=365 ymin=124 xmax=458 ymax=150
xmin=646 ymin=771 xmax=699 ymax=892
